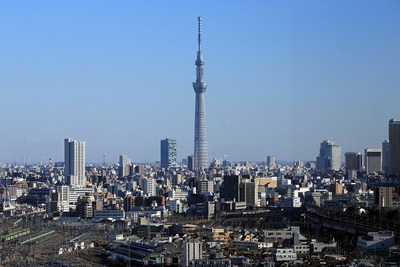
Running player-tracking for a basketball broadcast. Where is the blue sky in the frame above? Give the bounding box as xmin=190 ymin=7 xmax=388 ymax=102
xmin=0 ymin=1 xmax=399 ymax=164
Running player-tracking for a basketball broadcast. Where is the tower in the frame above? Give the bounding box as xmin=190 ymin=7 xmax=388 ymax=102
xmin=389 ymin=119 xmax=400 ymax=177
xmin=118 ymin=155 xmax=131 ymax=177
xmin=64 ymin=138 xmax=86 ymax=187
xmin=193 ymin=16 xmax=209 ymax=172
xmin=316 ymin=140 xmax=341 ymax=171
xmin=160 ymin=138 xmax=177 ymax=169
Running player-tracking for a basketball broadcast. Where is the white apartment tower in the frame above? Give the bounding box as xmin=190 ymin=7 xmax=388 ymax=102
xmin=182 ymin=238 xmax=202 ymax=267
xmin=64 ymin=138 xmax=86 ymax=187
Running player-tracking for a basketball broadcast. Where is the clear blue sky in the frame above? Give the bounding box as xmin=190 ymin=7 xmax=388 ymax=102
xmin=0 ymin=1 xmax=399 ymax=164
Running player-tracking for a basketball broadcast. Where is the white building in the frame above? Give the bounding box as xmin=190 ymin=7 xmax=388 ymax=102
xmin=142 ymin=178 xmax=157 ymax=196
xmin=357 ymin=231 xmax=395 ymax=251
xmin=275 ymin=248 xmax=297 ymax=262
xmin=182 ymin=238 xmax=202 ymax=267
xmin=64 ymin=138 xmax=86 ymax=187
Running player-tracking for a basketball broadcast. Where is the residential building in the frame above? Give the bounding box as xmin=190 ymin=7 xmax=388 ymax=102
xmin=64 ymin=138 xmax=86 ymax=187
xmin=182 ymin=238 xmax=202 ymax=267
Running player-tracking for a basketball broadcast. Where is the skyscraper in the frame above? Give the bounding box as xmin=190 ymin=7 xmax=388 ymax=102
xmin=267 ymin=155 xmax=276 ymax=168
xmin=389 ymin=119 xmax=400 ymax=177
xmin=192 ymin=17 xmax=209 ymax=171
xmin=118 ymin=155 xmax=131 ymax=177
xmin=382 ymin=140 xmax=389 ymax=176
xmin=316 ymin=140 xmax=341 ymax=171
xmin=364 ymin=148 xmax=382 ymax=174
xmin=160 ymin=138 xmax=177 ymax=169
xmin=64 ymin=138 xmax=86 ymax=187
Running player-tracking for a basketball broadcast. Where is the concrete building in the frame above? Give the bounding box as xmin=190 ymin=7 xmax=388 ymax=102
xmin=357 ymin=231 xmax=395 ymax=251
xmin=142 ymin=178 xmax=157 ymax=197
xmin=118 ymin=155 xmax=131 ymax=177
xmin=160 ymin=138 xmax=177 ymax=169
xmin=64 ymin=138 xmax=86 ymax=187
xmin=267 ymin=155 xmax=276 ymax=168
xmin=375 ymin=187 xmax=393 ymax=208
xmin=192 ymin=17 xmax=209 ymax=172
xmin=196 ymin=179 xmax=214 ymax=194
xmin=316 ymin=140 xmax=341 ymax=171
xmin=345 ymin=152 xmax=363 ymax=171
xmin=220 ymin=175 xmax=240 ymax=202
xmin=364 ymin=148 xmax=382 ymax=174
xmin=389 ymin=119 xmax=400 ymax=177
xmin=187 ymin=155 xmax=194 ymax=172
xmin=57 ymin=185 xmax=69 ymax=212
xmin=182 ymin=238 xmax=202 ymax=267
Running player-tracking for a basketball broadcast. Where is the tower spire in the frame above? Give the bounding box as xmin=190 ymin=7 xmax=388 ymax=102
xmin=198 ymin=16 xmax=202 ymax=52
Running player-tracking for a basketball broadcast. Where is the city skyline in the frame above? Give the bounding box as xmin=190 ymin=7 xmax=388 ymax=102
xmin=0 ymin=1 xmax=399 ymax=163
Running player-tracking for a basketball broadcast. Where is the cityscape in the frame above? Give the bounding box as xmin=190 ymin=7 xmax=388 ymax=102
xmin=1 ymin=1 xmax=400 ymax=267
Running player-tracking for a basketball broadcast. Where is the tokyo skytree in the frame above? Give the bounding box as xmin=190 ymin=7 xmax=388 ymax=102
xmin=192 ymin=16 xmax=209 ymax=171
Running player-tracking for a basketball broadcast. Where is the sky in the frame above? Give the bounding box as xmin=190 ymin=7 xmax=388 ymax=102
xmin=0 ymin=1 xmax=399 ymax=164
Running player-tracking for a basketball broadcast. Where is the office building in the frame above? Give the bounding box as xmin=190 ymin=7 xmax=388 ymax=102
xmin=382 ymin=140 xmax=389 ymax=176
xmin=187 ymin=155 xmax=194 ymax=172
xmin=64 ymin=138 xmax=86 ymax=187
xmin=192 ymin=17 xmax=209 ymax=171
xmin=118 ymin=155 xmax=131 ymax=177
xmin=220 ymin=175 xmax=240 ymax=202
xmin=267 ymin=155 xmax=276 ymax=168
xmin=389 ymin=119 xmax=400 ymax=177
xmin=316 ymin=140 xmax=341 ymax=171
xmin=364 ymin=149 xmax=382 ymax=174
xmin=160 ymin=138 xmax=177 ymax=169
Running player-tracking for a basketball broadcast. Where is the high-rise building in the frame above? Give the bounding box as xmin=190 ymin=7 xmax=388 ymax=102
xmin=220 ymin=175 xmax=240 ymax=202
xmin=192 ymin=17 xmax=209 ymax=172
xmin=375 ymin=187 xmax=393 ymax=208
xmin=316 ymin=140 xmax=341 ymax=171
xmin=160 ymin=138 xmax=177 ymax=169
xmin=64 ymin=138 xmax=86 ymax=187
xmin=182 ymin=238 xmax=202 ymax=267
xmin=364 ymin=148 xmax=382 ymax=174
xmin=382 ymin=140 xmax=389 ymax=176
xmin=118 ymin=155 xmax=131 ymax=177
xmin=345 ymin=152 xmax=357 ymax=171
xmin=389 ymin=119 xmax=400 ymax=177
xmin=187 ymin=155 xmax=194 ymax=171
xmin=267 ymin=155 xmax=276 ymax=168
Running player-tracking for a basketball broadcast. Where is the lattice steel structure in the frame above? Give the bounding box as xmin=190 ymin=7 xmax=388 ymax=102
xmin=192 ymin=16 xmax=209 ymax=171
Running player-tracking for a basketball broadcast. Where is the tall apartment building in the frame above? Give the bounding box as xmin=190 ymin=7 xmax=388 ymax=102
xmin=182 ymin=238 xmax=202 ymax=267
xmin=57 ymin=185 xmax=69 ymax=212
xmin=64 ymin=138 xmax=86 ymax=187
xmin=389 ymin=119 xmax=400 ymax=177
xmin=160 ymin=138 xmax=177 ymax=169
xmin=364 ymin=149 xmax=382 ymax=174
xmin=316 ymin=140 xmax=341 ymax=171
